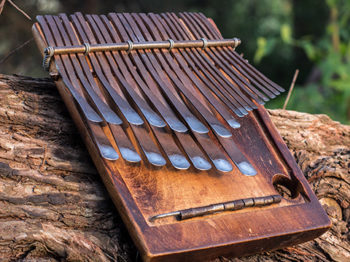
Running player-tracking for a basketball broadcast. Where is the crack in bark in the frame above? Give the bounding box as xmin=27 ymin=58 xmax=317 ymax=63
xmin=0 ymin=74 xmax=349 ymax=261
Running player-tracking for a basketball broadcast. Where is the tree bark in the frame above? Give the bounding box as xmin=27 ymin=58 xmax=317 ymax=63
xmin=0 ymin=74 xmax=349 ymax=262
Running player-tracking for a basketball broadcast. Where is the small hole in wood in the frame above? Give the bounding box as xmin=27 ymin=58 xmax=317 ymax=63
xmin=272 ymin=174 xmax=299 ymax=200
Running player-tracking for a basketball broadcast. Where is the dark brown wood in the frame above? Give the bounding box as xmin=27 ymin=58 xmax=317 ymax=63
xmin=1 ymin=74 xmax=349 ymax=261
xmin=196 ymin=12 xmax=285 ymax=93
xmin=162 ymin=12 xmax=266 ymax=106
xmin=31 ymin=12 xmax=333 ymax=262
xmin=142 ymin=13 xmax=255 ymax=173
xmin=156 ymin=13 xmax=258 ymax=114
xmin=42 ymin=37 xmax=241 ymax=55
xmin=180 ymin=12 xmax=280 ymax=97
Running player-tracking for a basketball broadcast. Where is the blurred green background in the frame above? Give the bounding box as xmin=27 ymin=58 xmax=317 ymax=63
xmin=0 ymin=0 xmax=349 ymax=124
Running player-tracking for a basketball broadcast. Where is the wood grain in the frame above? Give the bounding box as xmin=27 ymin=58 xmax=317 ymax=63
xmin=29 ymin=12 xmax=334 ymax=261
xmin=0 ymin=74 xmax=348 ymax=261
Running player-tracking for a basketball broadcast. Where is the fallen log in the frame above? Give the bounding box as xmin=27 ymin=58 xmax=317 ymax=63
xmin=0 ymin=74 xmax=349 ymax=261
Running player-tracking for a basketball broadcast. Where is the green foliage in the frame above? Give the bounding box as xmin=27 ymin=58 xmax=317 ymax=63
xmin=0 ymin=0 xmax=349 ymax=123
xmin=264 ymin=0 xmax=350 ymax=124
xmin=210 ymin=0 xmax=294 ymax=86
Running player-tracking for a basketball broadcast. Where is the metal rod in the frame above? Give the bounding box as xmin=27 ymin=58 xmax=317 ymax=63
xmin=149 ymin=194 xmax=282 ymax=221
xmin=43 ymin=38 xmax=241 ymax=71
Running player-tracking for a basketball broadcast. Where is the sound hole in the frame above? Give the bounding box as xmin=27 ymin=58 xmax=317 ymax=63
xmin=272 ymin=174 xmax=299 ymax=200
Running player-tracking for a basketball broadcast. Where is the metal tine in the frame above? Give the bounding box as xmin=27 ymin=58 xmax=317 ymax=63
xmin=161 ymin=13 xmax=260 ymax=111
xmin=114 ymin=13 xmax=231 ymax=171
xmin=183 ymin=12 xmax=279 ymax=98
xmin=100 ymin=15 xmax=211 ymax=171
xmin=157 ymin=13 xmax=256 ymax=175
xmin=72 ymin=12 xmax=166 ymax=167
xmin=131 ymin=125 xmax=167 ymax=167
xmin=92 ymin=15 xmax=187 ymax=133
xmin=100 ymin=16 xmax=208 ymax=170
xmin=138 ymin=13 xmax=240 ymax=129
xmin=98 ymin=15 xmax=188 ymax=134
xmin=117 ymin=13 xmax=214 ymax=136
xmin=86 ymin=14 xmax=190 ymax=170
xmin=36 ymin=16 xmax=102 ymax=123
xmin=173 ymin=12 xmax=269 ymax=103
xmin=131 ymin=13 xmax=232 ymax=172
xmin=218 ymin=135 xmax=257 ymax=176
xmin=150 ymin=14 xmax=248 ymax=118
xmin=122 ymin=13 xmax=231 ymax=138
xmin=84 ymin=14 xmax=166 ymax=129
xmin=58 ymin=14 xmax=140 ymax=163
xmin=71 ymin=13 xmax=144 ymax=126
xmin=195 ymin=12 xmax=285 ymax=94
xmin=130 ymin=13 xmax=235 ymax=136
xmin=151 ymin=128 xmax=191 ymax=170
xmin=195 ymin=133 xmax=233 ymax=172
xmin=184 ymin=13 xmax=277 ymax=98
xmin=37 ymin=15 xmax=118 ymax=160
xmin=177 ymin=13 xmax=257 ymax=175
xmin=191 ymin=13 xmax=281 ymax=96
xmin=90 ymin=122 xmax=119 ymax=160
xmin=150 ymin=13 xmax=248 ymax=117
xmin=109 ymin=13 xmax=209 ymax=135
xmin=107 ymin=124 xmax=140 ymax=163
xmin=47 ymin=16 xmax=122 ymax=126
xmin=177 ymin=12 xmax=271 ymax=102
xmin=232 ymin=52 xmax=285 ymax=93
xmin=175 ymin=132 xmax=212 ymax=171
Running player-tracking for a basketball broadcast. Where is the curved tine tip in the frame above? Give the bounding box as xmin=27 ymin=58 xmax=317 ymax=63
xmin=233 ymin=109 xmax=245 ymax=118
xmin=250 ymin=103 xmax=259 ymax=110
xmin=213 ymin=159 xmax=233 ymax=173
xmin=269 ymin=93 xmax=277 ymax=99
xmin=100 ymin=145 xmax=119 ymax=161
xmin=167 ymin=120 xmax=188 ymax=133
xmin=278 ymin=86 xmax=285 ymax=92
xmin=262 ymin=96 xmax=269 ymax=102
xmin=145 ymin=152 xmax=167 ymax=166
xmin=105 ymin=114 xmax=123 ymax=125
xmin=244 ymin=106 xmax=253 ymax=112
xmin=185 ymin=117 xmax=209 ymax=134
xmin=211 ymin=124 xmax=232 ymax=138
xmin=228 ymin=119 xmax=241 ymax=129
xmin=169 ymin=154 xmax=191 ymax=170
xmin=83 ymin=107 xmax=103 ymax=123
xmin=119 ymin=147 xmax=141 ymax=163
xmin=125 ymin=112 xmax=144 ymax=126
xmin=272 ymin=90 xmax=281 ymax=96
xmin=146 ymin=113 xmax=167 ymax=128
xmin=192 ymin=156 xmax=212 ymax=171
xmin=86 ymin=114 xmax=103 ymax=123
xmin=236 ymin=161 xmax=257 ymax=176
xmin=237 ymin=106 xmax=249 ymax=115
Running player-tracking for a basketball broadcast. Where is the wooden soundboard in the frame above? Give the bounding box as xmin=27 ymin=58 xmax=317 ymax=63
xmin=32 ymin=12 xmax=331 ymax=261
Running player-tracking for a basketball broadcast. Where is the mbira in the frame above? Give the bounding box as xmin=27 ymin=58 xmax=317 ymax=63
xmin=32 ymin=12 xmax=331 ymax=262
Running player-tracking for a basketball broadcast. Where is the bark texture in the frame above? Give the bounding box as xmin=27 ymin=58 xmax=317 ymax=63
xmin=0 ymin=74 xmax=349 ymax=262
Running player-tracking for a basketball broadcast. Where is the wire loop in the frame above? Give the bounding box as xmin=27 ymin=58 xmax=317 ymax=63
xmin=127 ymin=40 xmax=134 ymax=53
xmin=83 ymin=43 xmax=91 ymax=55
xmin=200 ymin=38 xmax=208 ymax=49
xmin=233 ymin=38 xmax=240 ymax=49
xmin=168 ymin=39 xmax=174 ymax=50
xmin=43 ymin=46 xmax=55 ymax=71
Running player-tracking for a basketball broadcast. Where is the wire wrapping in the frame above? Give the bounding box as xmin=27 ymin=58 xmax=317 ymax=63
xmin=83 ymin=43 xmax=91 ymax=55
xmin=43 ymin=46 xmax=54 ymax=71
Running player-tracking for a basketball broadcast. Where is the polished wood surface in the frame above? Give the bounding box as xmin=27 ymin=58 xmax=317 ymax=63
xmin=32 ymin=12 xmax=330 ymax=262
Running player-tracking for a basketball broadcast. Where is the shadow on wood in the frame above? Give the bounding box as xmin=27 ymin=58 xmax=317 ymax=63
xmin=0 ymin=74 xmax=349 ymax=261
